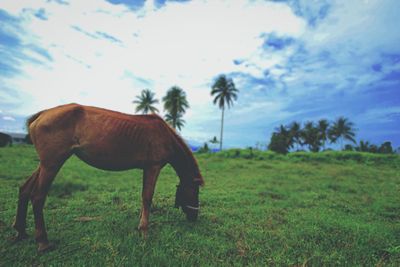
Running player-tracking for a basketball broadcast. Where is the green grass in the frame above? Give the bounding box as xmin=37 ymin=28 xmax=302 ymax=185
xmin=1 ymin=146 xmax=399 ymax=266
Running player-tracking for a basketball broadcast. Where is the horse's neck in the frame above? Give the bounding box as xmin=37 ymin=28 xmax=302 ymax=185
xmin=170 ymin=146 xmax=199 ymax=184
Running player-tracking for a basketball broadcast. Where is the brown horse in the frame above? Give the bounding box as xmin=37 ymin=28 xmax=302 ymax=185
xmin=13 ymin=103 xmax=204 ymax=252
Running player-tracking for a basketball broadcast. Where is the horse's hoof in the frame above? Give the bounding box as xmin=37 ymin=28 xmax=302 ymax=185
xmin=9 ymin=232 xmax=29 ymax=243
xmin=137 ymin=223 xmax=147 ymax=232
xmin=17 ymin=232 xmax=29 ymax=240
xmin=37 ymin=242 xmax=55 ymax=254
xmin=137 ymin=226 xmax=148 ymax=239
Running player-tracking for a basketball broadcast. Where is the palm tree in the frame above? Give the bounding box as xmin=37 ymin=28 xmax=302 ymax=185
xmin=162 ymin=86 xmax=189 ymax=130
xmin=164 ymin=112 xmax=186 ymax=131
xmin=329 ymin=117 xmax=356 ymax=150
xmin=278 ymin=124 xmax=294 ymax=150
xmin=317 ymin=119 xmax=329 ymax=150
xmin=302 ymin=121 xmax=322 ymax=152
xmin=211 ymin=75 xmax=239 ymax=150
xmin=356 ymin=140 xmax=370 ymax=152
xmin=289 ymin=121 xmax=302 ymax=151
xmin=268 ymin=124 xmax=293 ymax=154
xmin=209 ymin=136 xmax=219 ymax=144
xmin=132 ymin=89 xmax=159 ymax=114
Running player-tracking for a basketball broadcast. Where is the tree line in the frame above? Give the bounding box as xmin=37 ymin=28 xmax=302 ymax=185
xmin=268 ymin=118 xmax=395 ymax=154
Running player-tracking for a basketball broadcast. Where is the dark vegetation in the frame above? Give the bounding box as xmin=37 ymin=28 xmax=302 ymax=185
xmin=0 ymin=146 xmax=399 ymax=266
xmin=268 ymin=117 xmax=396 ymax=155
xmin=0 ymin=132 xmax=12 ymax=147
xmin=133 ymin=86 xmax=189 ymax=131
xmin=162 ymin=86 xmax=189 ymax=131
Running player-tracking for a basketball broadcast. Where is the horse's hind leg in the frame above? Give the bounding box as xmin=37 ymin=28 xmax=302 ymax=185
xmin=13 ymin=167 xmax=40 ymax=240
xmin=30 ymin=164 xmax=64 ymax=252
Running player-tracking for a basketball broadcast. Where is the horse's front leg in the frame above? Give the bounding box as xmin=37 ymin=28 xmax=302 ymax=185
xmin=138 ymin=165 xmax=161 ymax=234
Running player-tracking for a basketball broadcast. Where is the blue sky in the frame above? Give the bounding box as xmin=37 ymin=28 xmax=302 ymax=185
xmin=0 ymin=0 xmax=399 ymax=149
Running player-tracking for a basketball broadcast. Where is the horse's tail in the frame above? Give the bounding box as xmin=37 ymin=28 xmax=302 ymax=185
xmin=26 ymin=110 xmax=45 ymax=132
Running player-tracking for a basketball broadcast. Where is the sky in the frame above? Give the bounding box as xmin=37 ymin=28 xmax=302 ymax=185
xmin=0 ymin=0 xmax=399 ymax=149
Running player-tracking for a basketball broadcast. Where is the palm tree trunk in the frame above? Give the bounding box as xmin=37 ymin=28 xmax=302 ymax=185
xmin=219 ymin=106 xmax=225 ymax=151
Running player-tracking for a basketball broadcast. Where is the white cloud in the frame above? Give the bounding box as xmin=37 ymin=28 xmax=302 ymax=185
xmin=2 ymin=116 xmax=16 ymax=121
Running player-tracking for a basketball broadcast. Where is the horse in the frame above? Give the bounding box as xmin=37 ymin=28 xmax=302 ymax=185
xmin=12 ymin=103 xmax=204 ymax=252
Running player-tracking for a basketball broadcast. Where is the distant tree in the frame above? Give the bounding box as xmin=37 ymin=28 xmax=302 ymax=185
xmin=302 ymin=121 xmax=322 ymax=152
xmin=289 ymin=121 xmax=302 ymax=151
xmin=209 ymin=136 xmax=219 ymax=145
xmin=208 ymin=136 xmax=219 ymax=151
xmin=164 ymin=113 xmax=186 ymax=131
xmin=197 ymin=142 xmax=210 ymax=153
xmin=133 ymin=89 xmax=159 ymax=114
xmin=268 ymin=133 xmax=289 ymax=154
xmin=329 ymin=117 xmax=356 ymax=150
xmin=356 ymin=140 xmax=370 ymax=152
xmin=0 ymin=132 xmax=12 ymax=147
xmin=211 ymin=74 xmax=239 ymax=151
xmin=378 ymin=141 xmax=393 ymax=154
xmin=344 ymin=144 xmax=354 ymax=151
xmin=268 ymin=125 xmax=293 ymax=154
xmin=317 ymin=119 xmax=329 ymax=150
xmin=162 ymin=86 xmax=189 ymax=130
xmin=369 ymin=144 xmax=378 ymax=153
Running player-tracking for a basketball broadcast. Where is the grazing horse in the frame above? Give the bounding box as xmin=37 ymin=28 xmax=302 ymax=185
xmin=13 ymin=103 xmax=204 ymax=252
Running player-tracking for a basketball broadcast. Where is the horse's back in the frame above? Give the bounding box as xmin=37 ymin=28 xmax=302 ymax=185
xmin=72 ymin=106 xmax=174 ymax=169
xmin=28 ymin=103 xmax=176 ymax=170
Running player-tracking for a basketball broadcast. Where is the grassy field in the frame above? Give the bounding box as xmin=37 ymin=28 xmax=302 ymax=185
xmin=0 ymin=146 xmax=399 ymax=266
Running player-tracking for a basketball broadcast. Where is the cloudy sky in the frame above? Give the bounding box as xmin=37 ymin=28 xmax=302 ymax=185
xmin=0 ymin=0 xmax=399 ymax=149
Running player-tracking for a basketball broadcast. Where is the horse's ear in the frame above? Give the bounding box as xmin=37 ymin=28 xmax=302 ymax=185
xmin=194 ymin=177 xmax=204 ymax=187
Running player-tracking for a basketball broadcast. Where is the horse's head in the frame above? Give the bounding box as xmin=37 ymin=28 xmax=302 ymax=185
xmin=175 ymin=181 xmax=200 ymax=221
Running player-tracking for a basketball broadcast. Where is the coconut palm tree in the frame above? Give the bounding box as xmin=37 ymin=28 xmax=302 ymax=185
xmin=164 ymin=112 xmax=186 ymax=131
xmin=356 ymin=140 xmax=370 ymax=152
xmin=162 ymin=86 xmax=189 ymax=130
xmin=302 ymin=121 xmax=322 ymax=152
xmin=289 ymin=121 xmax=302 ymax=151
xmin=268 ymin=124 xmax=293 ymax=154
xmin=132 ymin=89 xmax=159 ymax=114
xmin=329 ymin=117 xmax=356 ymax=150
xmin=209 ymin=136 xmax=219 ymax=144
xmin=317 ymin=119 xmax=329 ymax=150
xmin=211 ymin=75 xmax=239 ymax=150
